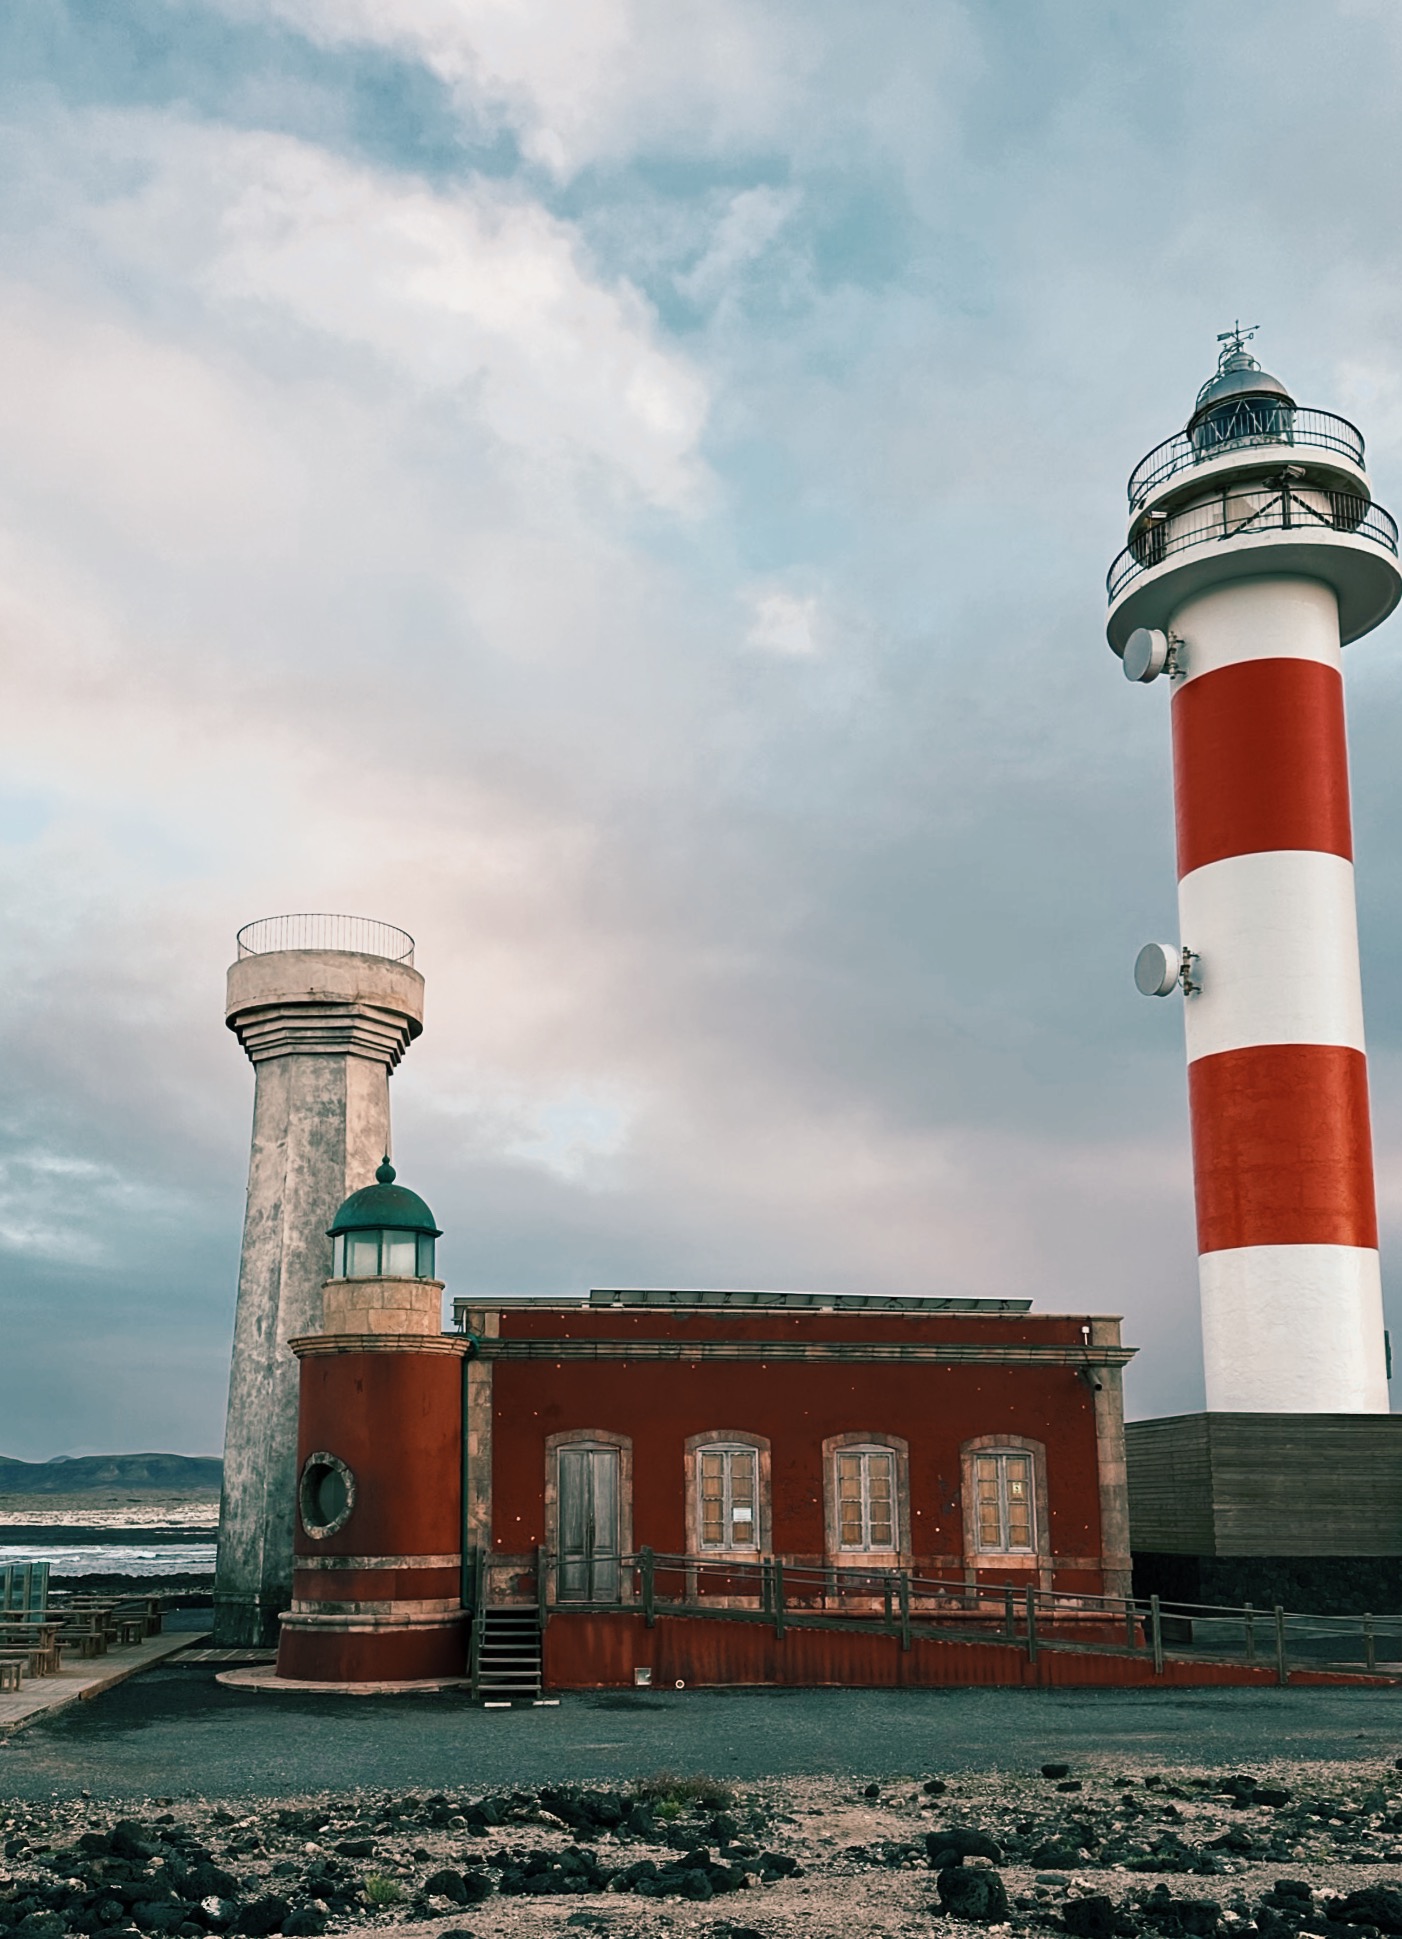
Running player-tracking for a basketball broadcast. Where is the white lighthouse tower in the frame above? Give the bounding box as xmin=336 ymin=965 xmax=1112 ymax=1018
xmin=1109 ymin=328 xmax=1399 ymax=1416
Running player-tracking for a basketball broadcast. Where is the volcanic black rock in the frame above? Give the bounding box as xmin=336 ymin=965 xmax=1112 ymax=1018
xmin=1063 ymin=1896 xmax=1118 ymax=1939
xmin=1329 ymin=1889 xmax=1402 ymax=1933
xmin=926 ymin=1829 xmax=1003 ymax=1868
xmin=936 ymin=1865 xmax=1010 ymax=1922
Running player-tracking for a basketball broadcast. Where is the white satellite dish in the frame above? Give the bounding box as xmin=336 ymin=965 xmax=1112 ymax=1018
xmin=1123 ymin=627 xmax=1170 ymax=683
xmin=1134 ymin=942 xmax=1180 ymax=997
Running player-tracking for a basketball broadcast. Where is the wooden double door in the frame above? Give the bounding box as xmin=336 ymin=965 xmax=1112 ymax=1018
xmin=556 ymin=1443 xmax=621 ymax=1603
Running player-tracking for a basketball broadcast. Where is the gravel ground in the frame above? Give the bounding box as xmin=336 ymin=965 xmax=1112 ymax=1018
xmin=4 ymin=1758 xmax=1402 ymax=1939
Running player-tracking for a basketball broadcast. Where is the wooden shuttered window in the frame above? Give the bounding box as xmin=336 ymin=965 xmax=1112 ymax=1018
xmin=974 ymin=1450 xmax=1035 ymax=1552
xmin=835 ymin=1447 xmax=896 ymax=1551
xmin=698 ymin=1445 xmax=758 ymax=1549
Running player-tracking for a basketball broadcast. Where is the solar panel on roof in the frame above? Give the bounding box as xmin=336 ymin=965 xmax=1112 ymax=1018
xmin=449 ymin=1288 xmax=1035 ymax=1316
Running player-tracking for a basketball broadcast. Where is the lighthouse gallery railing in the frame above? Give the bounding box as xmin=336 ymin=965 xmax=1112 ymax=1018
xmin=1108 ymin=487 xmax=1398 ymax=603
xmin=1127 ymin=406 xmax=1366 ymax=510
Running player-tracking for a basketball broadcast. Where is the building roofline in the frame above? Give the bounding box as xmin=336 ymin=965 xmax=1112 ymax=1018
xmin=453 ymin=1287 xmax=1040 ymax=1317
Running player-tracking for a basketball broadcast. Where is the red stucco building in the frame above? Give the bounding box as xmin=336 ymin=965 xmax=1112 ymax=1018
xmin=273 ymin=1175 xmax=1136 ymax=1692
xmin=460 ymin=1290 xmax=1133 ymax=1691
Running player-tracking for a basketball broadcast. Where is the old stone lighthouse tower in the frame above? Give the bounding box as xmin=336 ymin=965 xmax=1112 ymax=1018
xmin=214 ymin=915 xmax=423 ymax=1646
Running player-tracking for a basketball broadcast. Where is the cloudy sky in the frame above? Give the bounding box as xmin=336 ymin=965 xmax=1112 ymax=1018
xmin=4 ymin=0 xmax=1402 ymax=1457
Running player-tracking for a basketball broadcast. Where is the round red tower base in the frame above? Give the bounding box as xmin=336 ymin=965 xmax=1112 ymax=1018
xmin=277 ymin=1608 xmax=467 ymax=1682
xmin=276 ymin=1327 xmax=469 ymax=1685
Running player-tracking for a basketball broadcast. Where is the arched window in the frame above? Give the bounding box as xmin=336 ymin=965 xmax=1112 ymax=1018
xmin=822 ymin=1433 xmax=910 ymax=1560
xmin=837 ymin=1447 xmax=894 ymax=1551
xmin=700 ymin=1446 xmax=757 ymax=1549
xmin=960 ymin=1435 xmax=1048 ymax=1560
xmin=684 ymin=1432 xmax=771 ymax=1556
xmin=974 ymin=1450 xmax=1034 ymax=1552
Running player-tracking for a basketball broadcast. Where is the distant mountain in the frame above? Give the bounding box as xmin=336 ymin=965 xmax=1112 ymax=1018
xmin=0 ymin=1453 xmax=222 ymax=1494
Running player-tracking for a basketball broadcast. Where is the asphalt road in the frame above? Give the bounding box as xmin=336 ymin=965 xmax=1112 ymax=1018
xmin=3 ymin=1662 xmax=1402 ymax=1800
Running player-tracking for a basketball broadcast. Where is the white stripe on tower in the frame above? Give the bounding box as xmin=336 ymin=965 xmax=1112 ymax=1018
xmin=1169 ymin=580 xmax=1385 ymax=1412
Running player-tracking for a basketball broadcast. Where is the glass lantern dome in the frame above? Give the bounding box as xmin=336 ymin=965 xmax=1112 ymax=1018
xmin=327 ymin=1159 xmax=441 ymax=1280
xmin=1187 ymin=343 xmax=1296 ymax=459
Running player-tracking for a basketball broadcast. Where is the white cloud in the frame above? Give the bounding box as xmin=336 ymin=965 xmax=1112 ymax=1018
xmin=676 ymin=185 xmax=802 ymax=309
xmin=746 ymin=588 xmax=821 ymax=657
xmin=503 ymin=1091 xmax=633 ymax=1181
xmin=209 ymin=0 xmax=808 ymax=179
xmin=78 ymin=118 xmax=711 ymax=509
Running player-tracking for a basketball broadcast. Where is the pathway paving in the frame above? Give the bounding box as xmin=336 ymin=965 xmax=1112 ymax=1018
xmin=0 ymin=1630 xmax=207 ymax=1733
xmin=3 ymin=1662 xmax=1402 ymax=1798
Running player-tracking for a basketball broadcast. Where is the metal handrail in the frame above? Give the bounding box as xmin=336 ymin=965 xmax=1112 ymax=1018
xmin=235 ymin=913 xmax=415 ymax=963
xmin=465 ymin=1547 xmax=488 ymax=1699
xmin=531 ymin=1547 xmax=1398 ymax=1681
xmin=1108 ymin=487 xmax=1398 ymax=602
xmin=1127 ymin=406 xmax=1366 ymax=509
xmin=619 ymin=1550 xmax=1129 ymax=1623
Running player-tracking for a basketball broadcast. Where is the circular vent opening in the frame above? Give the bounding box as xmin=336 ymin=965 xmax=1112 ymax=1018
xmin=299 ymin=1451 xmax=356 ymax=1539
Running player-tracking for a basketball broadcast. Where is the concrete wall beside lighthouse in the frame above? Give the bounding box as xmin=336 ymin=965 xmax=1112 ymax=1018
xmin=214 ymin=927 xmax=424 ymax=1646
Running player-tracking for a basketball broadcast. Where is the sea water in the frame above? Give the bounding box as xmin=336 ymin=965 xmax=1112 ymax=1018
xmin=0 ymin=1541 xmax=216 ymax=1576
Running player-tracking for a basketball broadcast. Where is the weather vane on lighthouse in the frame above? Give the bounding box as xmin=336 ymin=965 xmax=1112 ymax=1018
xmin=1215 ymin=319 xmax=1259 ymax=359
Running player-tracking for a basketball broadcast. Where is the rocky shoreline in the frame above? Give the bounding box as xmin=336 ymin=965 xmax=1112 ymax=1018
xmin=4 ymin=1761 xmax=1402 ymax=1939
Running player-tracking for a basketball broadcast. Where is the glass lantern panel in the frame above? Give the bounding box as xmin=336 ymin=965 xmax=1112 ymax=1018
xmin=382 ymin=1230 xmax=417 ymax=1276
xmin=345 ymin=1232 xmax=380 ymax=1277
xmin=331 ymin=1234 xmax=346 ymax=1277
xmin=416 ymin=1233 xmax=436 ymax=1278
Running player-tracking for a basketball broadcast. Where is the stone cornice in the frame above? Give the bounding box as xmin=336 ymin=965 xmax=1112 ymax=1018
xmin=229 ymin=1000 xmax=418 ymax=1069
xmin=289 ymin=1332 xmax=470 ymax=1358
xmin=472 ymin=1338 xmax=1135 ymax=1367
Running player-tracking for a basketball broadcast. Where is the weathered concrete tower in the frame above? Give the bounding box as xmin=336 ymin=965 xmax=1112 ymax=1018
xmin=214 ymin=915 xmax=424 ymax=1646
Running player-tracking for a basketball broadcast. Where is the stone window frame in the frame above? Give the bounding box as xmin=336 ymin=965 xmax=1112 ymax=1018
xmin=821 ymin=1431 xmax=911 ymax=1565
xmin=684 ymin=1429 xmax=773 ymax=1559
xmin=544 ymin=1428 xmax=634 ymax=1604
xmin=960 ymin=1433 xmax=1050 ymax=1565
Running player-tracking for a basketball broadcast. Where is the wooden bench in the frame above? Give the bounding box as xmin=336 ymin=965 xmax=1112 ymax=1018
xmin=0 ymin=1622 xmax=62 ymax=1676
xmin=124 ymin=1594 xmax=164 ymax=1637
xmin=50 ymin=1611 xmax=109 ymax=1658
xmin=0 ymin=1653 xmax=27 ymax=1692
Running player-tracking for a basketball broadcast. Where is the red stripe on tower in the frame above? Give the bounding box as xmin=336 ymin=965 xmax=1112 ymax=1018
xmin=1187 ymin=1043 xmax=1378 ymax=1254
xmin=1172 ymin=657 xmax=1354 ymax=877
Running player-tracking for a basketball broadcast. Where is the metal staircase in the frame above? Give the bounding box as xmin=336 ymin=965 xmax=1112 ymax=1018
xmin=472 ymin=1607 xmax=542 ymax=1701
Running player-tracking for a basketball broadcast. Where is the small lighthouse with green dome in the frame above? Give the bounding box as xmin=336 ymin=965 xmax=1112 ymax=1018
xmin=275 ymin=1158 xmax=471 ymax=1685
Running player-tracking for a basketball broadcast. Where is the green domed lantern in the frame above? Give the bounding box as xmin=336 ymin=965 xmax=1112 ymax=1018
xmin=328 ymin=1159 xmax=441 ymax=1280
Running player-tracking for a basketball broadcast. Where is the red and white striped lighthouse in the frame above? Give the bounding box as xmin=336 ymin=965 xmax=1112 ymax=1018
xmin=1108 ymin=330 xmax=1399 ymax=1413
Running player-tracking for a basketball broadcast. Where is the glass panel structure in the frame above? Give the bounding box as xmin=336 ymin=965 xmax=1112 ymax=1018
xmin=345 ymin=1232 xmax=380 ymax=1277
xmin=381 ymin=1230 xmax=417 ymax=1275
xmin=697 ymin=1446 xmax=757 ymax=1549
xmin=974 ymin=1451 xmax=1035 ymax=1552
xmin=331 ymin=1228 xmax=437 ymax=1279
xmin=835 ymin=1448 xmax=896 ymax=1551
